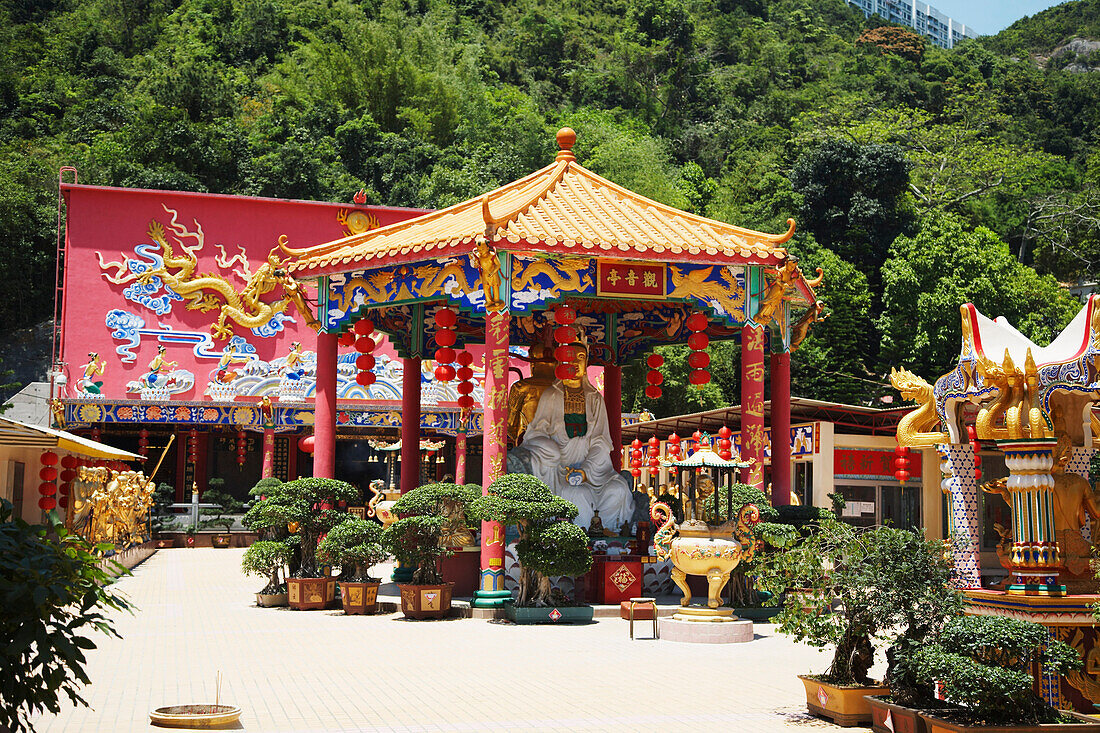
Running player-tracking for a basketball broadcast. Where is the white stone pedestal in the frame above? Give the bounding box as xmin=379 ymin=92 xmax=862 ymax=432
xmin=659 ymin=617 xmax=754 ymax=643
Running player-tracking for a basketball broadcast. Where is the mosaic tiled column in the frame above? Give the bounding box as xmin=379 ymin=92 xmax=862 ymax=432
xmin=1067 ymin=447 xmax=1098 ymax=543
xmin=740 ymin=324 xmax=766 ymax=488
xmin=937 ymin=442 xmax=982 ymax=589
xmin=997 ymin=439 xmax=1064 ymax=596
xmin=473 ymin=309 xmax=511 ymax=608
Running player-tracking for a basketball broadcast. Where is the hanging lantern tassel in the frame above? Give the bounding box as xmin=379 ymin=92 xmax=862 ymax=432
xmin=894 ymin=444 xmax=910 ymax=483
xmin=686 ymin=311 xmax=710 ymax=388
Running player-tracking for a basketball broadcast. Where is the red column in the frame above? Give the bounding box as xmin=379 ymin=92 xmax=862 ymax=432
xmin=770 ymin=352 xmax=791 ymax=505
xmin=604 ymin=364 xmax=623 ymax=472
xmin=313 ymin=331 xmax=338 ymax=479
xmin=400 ymin=357 xmax=421 ymax=493
xmin=741 ymin=324 xmax=766 ymax=489
xmin=261 ymin=427 xmax=275 ymax=479
xmin=474 ymin=309 xmax=511 ymax=608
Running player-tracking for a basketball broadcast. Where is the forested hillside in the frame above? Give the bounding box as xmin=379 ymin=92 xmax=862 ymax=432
xmin=1 ymin=0 xmax=1097 ymax=413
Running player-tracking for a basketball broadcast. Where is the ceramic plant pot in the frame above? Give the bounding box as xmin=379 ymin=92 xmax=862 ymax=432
xmin=287 ymin=577 xmax=336 ymax=610
xmin=397 ymin=582 xmax=453 ymax=619
xmin=799 ymin=675 xmax=889 ymax=727
xmin=339 ymin=580 xmax=381 ymax=615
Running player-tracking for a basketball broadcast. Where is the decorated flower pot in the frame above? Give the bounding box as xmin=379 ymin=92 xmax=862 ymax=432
xmin=504 ymin=601 xmax=594 ymax=624
xmin=397 ymin=583 xmax=453 ymax=619
xmin=287 ymin=577 xmax=336 ymax=610
xmin=339 ymin=580 xmax=381 ymax=615
xmin=799 ymin=675 xmax=889 ymax=727
xmin=255 ymin=591 xmax=288 ymax=608
xmin=917 ymin=711 xmax=1100 ymax=733
xmin=866 ymin=696 xmax=929 ymax=733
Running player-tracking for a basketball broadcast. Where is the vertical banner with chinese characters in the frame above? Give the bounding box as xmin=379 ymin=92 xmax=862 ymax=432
xmin=261 ymin=427 xmax=275 ymax=479
xmin=455 ymin=431 xmax=467 ymax=485
xmin=474 ymin=309 xmax=512 ymax=607
xmin=741 ymin=324 xmax=766 ymax=488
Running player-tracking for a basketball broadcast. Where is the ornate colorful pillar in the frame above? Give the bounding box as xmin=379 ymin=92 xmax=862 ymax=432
xmin=400 ymin=357 xmax=421 ymax=493
xmin=473 ymin=308 xmax=511 ymax=608
xmin=313 ymin=331 xmax=338 ymax=479
xmin=998 ymin=440 xmax=1064 ymax=596
xmin=741 ymin=324 xmax=766 ymax=488
xmin=770 ymin=352 xmax=791 ymax=505
xmin=938 ymin=442 xmax=982 ymax=589
xmin=604 ymin=364 xmax=623 ymax=471
xmin=455 ymin=430 xmax=467 ymax=484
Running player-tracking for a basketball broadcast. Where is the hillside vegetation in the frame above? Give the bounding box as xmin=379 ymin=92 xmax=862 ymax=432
xmin=0 ymin=0 xmax=1097 ymax=411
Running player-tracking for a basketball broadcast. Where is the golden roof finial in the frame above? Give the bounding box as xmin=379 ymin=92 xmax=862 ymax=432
xmin=555 ymin=127 xmax=577 ymax=162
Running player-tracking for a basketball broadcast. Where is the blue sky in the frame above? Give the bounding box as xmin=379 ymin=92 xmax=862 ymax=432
xmin=927 ymin=0 xmax=1070 ymax=35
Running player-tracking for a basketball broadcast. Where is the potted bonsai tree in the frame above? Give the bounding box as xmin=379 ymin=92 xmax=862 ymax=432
xmin=241 ymin=540 xmax=291 ymax=607
xmin=151 ymin=482 xmax=179 ymax=548
xmin=243 ymin=477 xmax=360 ymax=610
xmin=910 ymin=615 xmax=1095 ymax=731
xmin=200 ymin=479 xmax=244 ymax=547
xmin=468 ymin=473 xmax=593 ymax=623
xmin=756 ymin=511 xmax=889 ymax=726
xmin=861 ymin=528 xmax=963 ymax=732
xmin=317 ymin=515 xmax=386 ymax=615
xmin=383 ymin=482 xmax=479 ymax=619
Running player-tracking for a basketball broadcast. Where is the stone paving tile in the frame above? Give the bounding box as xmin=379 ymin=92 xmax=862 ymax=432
xmin=31 ymin=548 xmax=871 ymax=733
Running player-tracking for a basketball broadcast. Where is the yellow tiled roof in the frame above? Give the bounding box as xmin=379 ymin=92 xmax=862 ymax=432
xmin=284 ymin=129 xmax=795 ymax=275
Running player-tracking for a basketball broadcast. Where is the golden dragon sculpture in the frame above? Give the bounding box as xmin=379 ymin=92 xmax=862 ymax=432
xmin=99 ymin=208 xmax=319 ymax=340
xmin=890 ymin=367 xmax=949 ymax=447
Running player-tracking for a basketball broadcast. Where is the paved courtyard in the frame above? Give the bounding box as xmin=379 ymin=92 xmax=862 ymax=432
xmin=33 ymin=548 xmax=868 ymax=732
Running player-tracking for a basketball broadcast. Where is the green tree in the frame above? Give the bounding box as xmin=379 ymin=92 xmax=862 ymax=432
xmin=878 ymin=211 xmax=1080 ymax=379
xmin=0 ymin=500 xmax=132 ymax=732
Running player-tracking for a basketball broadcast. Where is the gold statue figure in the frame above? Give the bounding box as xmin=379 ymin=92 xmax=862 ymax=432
xmin=507 ymin=344 xmax=557 ymax=443
xmin=475 ymin=240 xmax=505 ymax=312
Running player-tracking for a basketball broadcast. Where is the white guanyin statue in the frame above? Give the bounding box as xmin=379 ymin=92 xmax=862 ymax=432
xmin=507 ymin=343 xmax=634 ymax=530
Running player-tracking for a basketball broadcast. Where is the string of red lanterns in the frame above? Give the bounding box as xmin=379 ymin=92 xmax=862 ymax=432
xmin=686 ymin=311 xmax=711 ymax=387
xmin=39 ymin=450 xmax=58 ymax=511
xmin=629 ymin=438 xmax=643 ymax=478
xmin=553 ymin=304 xmax=578 ymax=381
xmin=894 ymin=444 xmax=911 ymax=483
xmin=353 ymin=317 xmax=377 ymax=387
xmin=237 ymin=429 xmax=247 ymax=469
xmin=716 ymin=425 xmax=733 ymax=460
xmin=646 ymin=436 xmax=660 ymax=474
xmin=138 ymin=428 xmax=150 ymax=457
xmin=433 ymin=308 xmax=457 ymax=383
xmin=645 ymin=353 xmax=664 ymax=400
xmin=188 ymin=428 xmax=199 ymax=465
xmin=59 ymin=454 xmax=77 ymax=510
xmin=455 ymin=351 xmax=476 ymax=411
xmin=967 ymin=425 xmax=982 ymax=480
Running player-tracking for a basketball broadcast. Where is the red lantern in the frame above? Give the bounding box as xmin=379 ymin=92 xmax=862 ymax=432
xmin=435 ymin=329 xmax=456 ymax=347
xmin=555 ymin=364 xmax=576 ymax=380
xmin=894 ymin=444 xmax=910 ymax=483
xmin=434 ymin=308 xmax=457 ymax=328
xmin=457 ymin=351 xmax=474 ymax=366
xmin=38 ymin=482 xmax=56 ymax=496
xmin=355 ymin=336 xmax=376 ymax=353
xmin=718 ymin=425 xmax=732 ymax=440
xmin=41 ymin=451 xmax=58 ymax=466
xmin=60 ymin=454 xmax=76 ymax=469
xmin=689 ymin=369 xmax=710 ymax=385
xmin=553 ymin=326 xmax=576 ymax=344
xmin=686 ymin=312 xmax=708 ymax=332
xmin=435 ymin=364 xmax=456 ymax=382
xmin=457 ymin=395 xmax=475 ymax=409
xmin=687 ymin=351 xmax=710 ymax=369
xmin=630 ymin=459 xmax=643 ymax=469
xmin=457 ymin=366 xmax=474 ymax=381
xmin=631 ymin=468 xmax=641 ymax=477
xmin=352 ymin=371 xmax=373 ymax=386
xmin=38 ymin=497 xmax=57 ymax=511
xmin=338 ymin=332 xmax=355 ymax=347
xmin=554 ymin=305 xmax=577 ymax=325
xmin=896 ymin=470 xmax=910 ymax=482
xmin=39 ymin=466 xmax=57 ymax=482
xmin=554 ymin=345 xmax=576 ymax=363
xmin=355 ymin=354 xmax=376 ymax=371
xmin=60 ymin=469 xmax=75 ymax=482
xmin=645 ymin=385 xmax=662 ymax=399
xmin=298 ymin=435 xmax=315 ymax=453
xmin=435 ymin=347 xmax=456 ymax=365
xmin=457 ymin=381 xmax=474 ymax=395
xmin=354 ymin=318 xmax=374 ymax=335
xmin=687 ymin=332 xmax=709 ymax=351
xmin=646 ymin=353 xmax=664 ymax=369
xmin=646 ymin=370 xmax=663 ymax=386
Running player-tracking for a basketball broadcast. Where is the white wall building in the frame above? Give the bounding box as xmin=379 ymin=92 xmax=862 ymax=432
xmin=847 ymin=0 xmax=979 ymax=49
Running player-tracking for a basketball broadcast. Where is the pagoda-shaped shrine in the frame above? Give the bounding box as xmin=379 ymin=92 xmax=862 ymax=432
xmin=283 ymin=128 xmax=822 ymax=607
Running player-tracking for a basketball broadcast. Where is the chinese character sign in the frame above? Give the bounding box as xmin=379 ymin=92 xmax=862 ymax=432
xmin=597 ymin=261 xmax=667 ymax=298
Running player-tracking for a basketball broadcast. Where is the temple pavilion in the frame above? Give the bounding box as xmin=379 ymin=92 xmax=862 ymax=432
xmin=283 ymin=128 xmax=822 ymax=606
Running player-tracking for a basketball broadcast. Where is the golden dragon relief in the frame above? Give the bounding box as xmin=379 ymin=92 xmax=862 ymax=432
xmin=890 ymin=367 xmax=949 ymax=447
xmin=98 ymin=206 xmax=319 ymax=340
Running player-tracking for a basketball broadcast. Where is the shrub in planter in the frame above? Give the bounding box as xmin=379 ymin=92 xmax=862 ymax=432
xmin=911 ymin=615 xmax=1082 ymax=727
xmin=241 ymin=541 xmax=290 ymax=606
xmin=385 ymin=483 xmax=480 ymax=584
xmin=468 ymin=473 xmax=590 ymax=607
xmin=200 ymin=483 xmax=244 ymax=542
xmin=151 ymin=482 xmax=179 ymax=542
xmin=317 ymin=516 xmax=386 ymax=614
